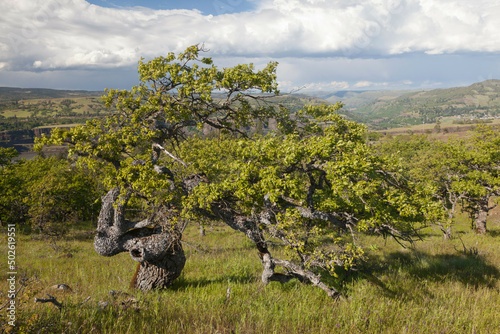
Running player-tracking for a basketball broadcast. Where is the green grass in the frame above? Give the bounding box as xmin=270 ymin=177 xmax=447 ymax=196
xmin=1 ymin=219 xmax=499 ymax=333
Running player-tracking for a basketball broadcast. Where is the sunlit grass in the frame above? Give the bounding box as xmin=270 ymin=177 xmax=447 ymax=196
xmin=1 ymin=219 xmax=499 ymax=333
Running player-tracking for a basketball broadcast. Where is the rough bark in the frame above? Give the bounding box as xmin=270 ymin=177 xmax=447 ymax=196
xmin=470 ymin=195 xmax=494 ymax=235
xmin=94 ymin=187 xmax=185 ymax=291
xmin=442 ymin=226 xmax=452 ymax=240
xmin=474 ymin=201 xmax=488 ymax=235
xmin=132 ymin=242 xmax=186 ymax=291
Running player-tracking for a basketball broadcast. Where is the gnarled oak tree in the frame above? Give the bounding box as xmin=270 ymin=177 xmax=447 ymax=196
xmin=37 ymin=45 xmax=427 ymax=298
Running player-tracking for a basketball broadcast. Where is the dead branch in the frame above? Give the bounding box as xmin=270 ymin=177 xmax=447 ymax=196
xmin=272 ymin=258 xmax=344 ymax=300
xmin=80 ymin=296 xmax=91 ymax=305
xmin=35 ymin=294 xmax=63 ymax=310
xmin=152 ymin=143 xmax=188 ymax=166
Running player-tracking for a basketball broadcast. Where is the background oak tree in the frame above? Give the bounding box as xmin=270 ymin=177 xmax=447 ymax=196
xmin=377 ymin=128 xmax=500 ymax=238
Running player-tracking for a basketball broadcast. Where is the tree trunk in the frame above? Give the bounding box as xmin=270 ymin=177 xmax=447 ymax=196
xmin=94 ymin=187 xmax=186 ymax=291
xmin=445 ymin=226 xmax=452 ymax=240
xmin=474 ymin=204 xmax=488 ymax=234
xmin=439 ymin=225 xmax=452 ymax=240
xmin=132 ymin=242 xmax=186 ymax=291
xmin=474 ymin=196 xmax=488 ymax=234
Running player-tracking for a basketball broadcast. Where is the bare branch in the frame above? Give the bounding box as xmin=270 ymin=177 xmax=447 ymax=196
xmin=180 ymin=240 xmax=207 ymax=253
xmin=152 ymin=143 xmax=188 ymax=166
xmin=264 ymin=194 xmax=352 ymax=230
xmin=35 ymin=294 xmax=63 ymax=310
xmin=81 ymin=296 xmax=91 ymax=305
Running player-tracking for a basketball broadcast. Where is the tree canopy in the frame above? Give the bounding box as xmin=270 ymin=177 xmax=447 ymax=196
xmin=36 ymin=45 xmax=430 ymax=298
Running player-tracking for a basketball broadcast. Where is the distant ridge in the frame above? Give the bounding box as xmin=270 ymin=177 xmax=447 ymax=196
xmin=0 ymin=87 xmax=104 ymax=101
xmin=2 ymin=79 xmax=500 ymax=130
xmin=305 ymin=89 xmax=415 ymax=109
xmin=341 ymin=79 xmax=500 ymax=129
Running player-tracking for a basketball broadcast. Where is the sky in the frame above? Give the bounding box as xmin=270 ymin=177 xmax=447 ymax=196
xmin=1 ymin=0 xmax=499 ymax=92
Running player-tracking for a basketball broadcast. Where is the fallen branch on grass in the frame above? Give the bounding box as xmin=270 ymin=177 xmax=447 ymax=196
xmin=35 ymin=294 xmax=63 ymax=310
xmin=80 ymin=296 xmax=91 ymax=305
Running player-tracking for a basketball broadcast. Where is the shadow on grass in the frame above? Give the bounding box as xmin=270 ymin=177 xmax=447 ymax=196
xmin=488 ymin=230 xmax=500 ymax=237
xmin=171 ymin=273 xmax=258 ymax=291
xmin=398 ymin=252 xmax=495 ymax=286
xmin=174 ymin=245 xmax=499 ymax=299
xmin=351 ymin=250 xmax=500 ymax=299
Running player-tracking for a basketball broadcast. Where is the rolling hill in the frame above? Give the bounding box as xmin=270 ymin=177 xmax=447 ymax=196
xmin=349 ymin=80 xmax=500 ymax=129
xmin=0 ymin=87 xmax=103 ymax=101
xmin=2 ymin=79 xmax=500 ymax=143
xmin=304 ymin=89 xmax=414 ymax=109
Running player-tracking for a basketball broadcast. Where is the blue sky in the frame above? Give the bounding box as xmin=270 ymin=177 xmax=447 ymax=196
xmin=1 ymin=0 xmax=499 ymax=92
xmin=86 ymin=0 xmax=257 ymax=15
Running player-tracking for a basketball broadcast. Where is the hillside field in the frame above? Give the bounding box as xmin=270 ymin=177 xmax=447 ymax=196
xmin=348 ymin=80 xmax=500 ymax=129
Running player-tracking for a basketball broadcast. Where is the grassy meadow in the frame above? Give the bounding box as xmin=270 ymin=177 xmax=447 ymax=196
xmin=1 ymin=215 xmax=499 ymax=333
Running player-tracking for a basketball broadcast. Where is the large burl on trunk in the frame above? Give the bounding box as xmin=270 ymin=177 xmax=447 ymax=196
xmin=94 ymin=187 xmax=186 ymax=291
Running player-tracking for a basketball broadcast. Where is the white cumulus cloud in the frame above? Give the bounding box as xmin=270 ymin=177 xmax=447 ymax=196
xmin=353 ymin=81 xmax=389 ymax=88
xmin=303 ymin=81 xmax=350 ymax=91
xmin=1 ymin=0 xmax=499 ymax=72
xmin=0 ymin=0 xmax=499 ymax=90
